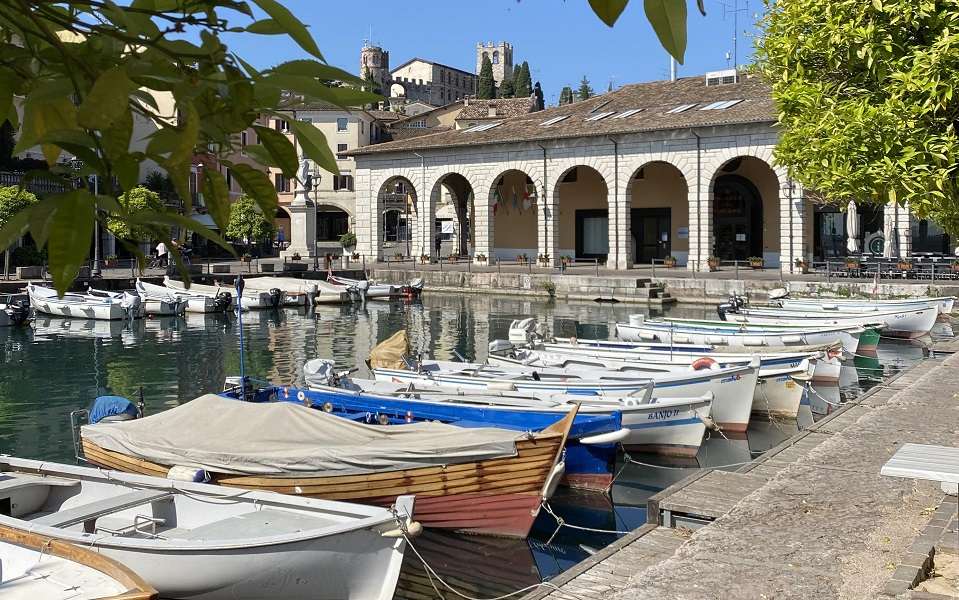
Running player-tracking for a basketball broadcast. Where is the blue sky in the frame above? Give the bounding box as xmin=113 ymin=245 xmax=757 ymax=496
xmin=226 ymin=0 xmax=763 ymax=105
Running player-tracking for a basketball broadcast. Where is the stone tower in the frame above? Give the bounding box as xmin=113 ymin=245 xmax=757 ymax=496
xmin=360 ymin=43 xmax=390 ymax=93
xmin=476 ymin=41 xmax=513 ymax=86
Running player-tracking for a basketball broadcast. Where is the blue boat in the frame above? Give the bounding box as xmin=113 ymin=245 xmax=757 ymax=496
xmin=219 ymin=382 xmax=626 ymax=493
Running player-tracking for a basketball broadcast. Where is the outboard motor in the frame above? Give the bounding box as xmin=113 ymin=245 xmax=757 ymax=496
xmin=355 ymin=279 xmax=370 ymax=304
xmin=213 ymin=291 xmax=233 ymax=312
xmin=269 ymin=287 xmax=282 ymax=308
xmin=4 ymin=299 xmax=30 ymax=325
xmin=716 ymin=293 xmax=747 ymax=320
xmin=120 ymin=292 xmax=141 ymax=320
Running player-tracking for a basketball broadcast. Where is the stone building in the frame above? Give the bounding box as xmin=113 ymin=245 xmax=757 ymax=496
xmin=476 ymin=41 xmax=513 ymax=86
xmin=349 ymin=72 xmax=944 ymax=272
xmin=389 ymin=58 xmax=477 ymax=107
xmin=359 ymin=43 xmax=390 ymax=94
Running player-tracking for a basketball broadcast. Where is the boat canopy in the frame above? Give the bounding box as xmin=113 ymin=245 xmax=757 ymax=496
xmin=82 ymin=394 xmax=524 ymax=476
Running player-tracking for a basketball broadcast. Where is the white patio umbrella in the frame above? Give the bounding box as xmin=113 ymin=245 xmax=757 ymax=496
xmin=882 ymin=217 xmax=897 ymax=258
xmin=845 ymin=201 xmax=860 ymax=254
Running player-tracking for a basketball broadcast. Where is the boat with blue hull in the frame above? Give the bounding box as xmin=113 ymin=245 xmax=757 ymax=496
xmin=219 ymin=382 xmax=628 ymax=492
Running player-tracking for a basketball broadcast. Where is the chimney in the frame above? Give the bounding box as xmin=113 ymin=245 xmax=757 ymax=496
xmin=488 ymin=105 xmax=497 ymax=117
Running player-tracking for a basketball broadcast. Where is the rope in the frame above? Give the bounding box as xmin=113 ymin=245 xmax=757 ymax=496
xmin=541 ymin=501 xmax=630 ymax=546
xmin=805 ymin=384 xmax=842 ymax=408
xmin=621 ymin=449 xmax=751 ymax=471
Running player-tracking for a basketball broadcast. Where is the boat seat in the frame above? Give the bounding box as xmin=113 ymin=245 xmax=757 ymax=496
xmin=0 ymin=474 xmax=80 ymax=493
xmin=32 ymin=489 xmax=172 ymax=528
xmin=165 ymin=508 xmax=337 ymax=541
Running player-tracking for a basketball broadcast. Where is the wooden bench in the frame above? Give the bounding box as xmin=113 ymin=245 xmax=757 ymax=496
xmin=32 ymin=490 xmax=173 ymax=528
xmin=881 ymin=443 xmax=959 ymax=495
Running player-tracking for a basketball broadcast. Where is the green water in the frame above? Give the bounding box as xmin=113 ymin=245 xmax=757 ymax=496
xmin=0 ymin=293 xmax=945 ymax=597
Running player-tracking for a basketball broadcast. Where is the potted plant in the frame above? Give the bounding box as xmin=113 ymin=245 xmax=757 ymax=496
xmin=748 ymin=256 xmax=764 ymax=270
xmin=897 ymin=259 xmax=913 ymax=271
xmin=419 ymin=253 xmax=429 ymax=264
xmin=538 ymin=253 xmax=550 ymax=266
xmin=339 ymin=231 xmax=357 ymax=251
xmin=845 ymin=256 xmax=860 ymax=270
xmin=290 ymin=251 xmax=301 ymax=261
xmin=241 ymin=253 xmax=252 ymax=263
xmin=516 ymin=254 xmax=525 ymax=264
xmin=952 ymin=260 xmax=959 ymax=273
xmin=103 ymin=255 xmax=118 ymax=268
xmin=561 ymin=255 xmax=572 ymax=266
xmin=663 ymin=255 xmax=677 ymax=268
xmin=475 ymin=253 xmax=488 ymax=264
xmin=394 ymin=252 xmax=403 ymax=260
xmin=707 ymin=256 xmax=721 ymax=271
xmin=795 ymin=258 xmax=810 ymax=274
xmin=447 ymin=252 xmax=458 ymax=263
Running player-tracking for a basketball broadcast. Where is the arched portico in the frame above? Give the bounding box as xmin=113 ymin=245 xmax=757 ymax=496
xmin=489 ymin=169 xmax=539 ymax=261
xmin=553 ymin=165 xmax=610 ymax=263
xmin=626 ymin=161 xmax=690 ymax=266
xmin=376 ymin=176 xmax=417 ymax=259
xmin=709 ymin=156 xmax=781 ymax=266
xmin=429 ymin=173 xmax=475 ymax=258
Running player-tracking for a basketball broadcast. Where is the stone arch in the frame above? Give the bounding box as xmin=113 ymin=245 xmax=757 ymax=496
xmin=625 ymin=160 xmax=690 ymax=266
xmin=707 ymin=154 xmax=782 ymax=266
xmin=315 ymin=202 xmax=352 ymax=246
xmin=428 ymin=171 xmax=478 ymax=258
xmin=551 ymin=164 xmax=611 ymax=262
xmin=487 ymin=168 xmax=540 ymax=261
xmin=375 ymin=174 xmax=419 ymax=259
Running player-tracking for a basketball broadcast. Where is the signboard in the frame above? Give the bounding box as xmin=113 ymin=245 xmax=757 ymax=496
xmin=735 ymin=233 xmax=746 ymax=242
xmin=677 ymin=227 xmax=689 ymax=239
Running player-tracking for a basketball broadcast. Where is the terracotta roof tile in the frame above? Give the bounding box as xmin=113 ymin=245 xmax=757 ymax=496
xmin=352 ymin=75 xmax=774 ymax=156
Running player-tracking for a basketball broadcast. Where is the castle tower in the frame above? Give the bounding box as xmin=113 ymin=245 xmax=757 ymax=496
xmin=360 ymin=43 xmax=390 ymax=94
xmin=476 ymin=41 xmax=513 ymax=86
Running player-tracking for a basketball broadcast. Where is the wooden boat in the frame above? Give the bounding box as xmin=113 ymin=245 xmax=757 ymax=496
xmin=89 ymin=285 xmax=182 ymax=317
xmin=28 ymin=283 xmax=140 ymax=321
xmin=487 ymin=348 xmax=811 ymax=419
xmin=776 ymin=295 xmax=955 ymax=315
xmin=0 ymin=455 xmax=412 ymax=600
xmin=373 ymin=358 xmax=757 ymax=433
xmin=163 ymin=276 xmax=284 ymax=310
xmin=243 ymin=276 xmax=350 ymax=304
xmin=0 ymin=522 xmax=156 ymax=599
xmin=720 ymin=305 xmax=936 ymax=341
xmin=615 ymin=314 xmax=864 ymax=354
xmin=81 ymin=394 xmax=575 ymax=538
xmin=136 ymin=279 xmax=225 ymax=313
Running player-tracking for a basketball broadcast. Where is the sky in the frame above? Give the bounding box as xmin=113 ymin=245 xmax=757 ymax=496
xmin=225 ymin=0 xmax=764 ymax=106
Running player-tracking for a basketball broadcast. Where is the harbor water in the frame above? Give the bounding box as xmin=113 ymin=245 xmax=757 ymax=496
xmin=0 ymin=292 xmax=950 ymax=599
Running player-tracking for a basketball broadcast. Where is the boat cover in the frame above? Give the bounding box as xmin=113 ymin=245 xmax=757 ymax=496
xmin=81 ymin=394 xmax=525 ymax=476
xmin=369 ymin=330 xmax=409 ymax=370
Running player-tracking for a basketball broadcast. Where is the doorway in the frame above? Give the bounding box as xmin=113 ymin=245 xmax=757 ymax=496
xmin=713 ymin=174 xmax=763 ymax=261
xmin=631 ymin=208 xmax=671 ymax=264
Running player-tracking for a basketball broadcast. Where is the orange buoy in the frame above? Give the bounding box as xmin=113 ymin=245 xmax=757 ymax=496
xmin=691 ymin=357 xmax=717 ymax=371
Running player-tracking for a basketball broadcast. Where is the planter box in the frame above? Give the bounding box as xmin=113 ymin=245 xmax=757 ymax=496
xmin=16 ymin=266 xmax=42 ymax=279
xmin=260 ymin=263 xmax=276 ymax=273
xmin=212 ymin=264 xmax=231 ymax=274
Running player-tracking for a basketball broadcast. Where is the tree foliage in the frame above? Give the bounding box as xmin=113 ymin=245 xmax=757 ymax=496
xmin=107 ymin=186 xmax=167 ymax=241
xmin=514 ymin=62 xmax=533 ymax=97
xmin=498 ymin=77 xmax=515 ymax=99
xmin=0 ymin=186 xmax=38 ymax=229
xmin=533 ymin=82 xmax=545 ymax=110
xmin=477 ymin=54 xmax=496 ymax=99
xmin=559 ymin=86 xmax=574 ymax=106
xmin=578 ymin=76 xmax=594 ymax=101
xmin=225 ymin=195 xmax=273 ymax=244
xmin=757 ymin=0 xmax=959 ymax=234
xmin=0 ymin=0 xmax=379 ymax=293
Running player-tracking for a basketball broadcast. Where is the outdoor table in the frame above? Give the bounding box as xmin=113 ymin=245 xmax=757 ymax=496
xmin=881 ymin=443 xmax=959 ymax=495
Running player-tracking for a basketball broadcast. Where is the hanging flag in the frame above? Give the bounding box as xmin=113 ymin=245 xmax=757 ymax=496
xmin=406 ymin=192 xmax=416 ymax=213
xmin=522 ymin=183 xmax=533 ymax=211
xmin=512 ymin=186 xmax=519 ymax=211
xmin=492 ymin=188 xmax=501 ymax=215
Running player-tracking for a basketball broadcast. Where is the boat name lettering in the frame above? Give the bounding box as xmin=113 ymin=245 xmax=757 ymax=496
xmin=720 ymin=375 xmax=742 ymax=383
xmin=647 ymin=409 xmax=681 ymax=420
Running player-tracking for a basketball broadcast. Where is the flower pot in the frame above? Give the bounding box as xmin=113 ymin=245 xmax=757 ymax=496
xmin=664 ymin=259 xmax=676 ymax=268
xmin=707 ymin=259 xmax=720 ymax=272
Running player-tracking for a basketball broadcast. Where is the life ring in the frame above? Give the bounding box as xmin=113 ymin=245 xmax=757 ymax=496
xmin=691 ymin=357 xmax=717 ymax=371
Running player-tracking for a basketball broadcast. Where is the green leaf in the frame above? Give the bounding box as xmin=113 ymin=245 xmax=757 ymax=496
xmin=644 ymin=0 xmax=687 ymax=63
xmin=241 ymin=144 xmax=279 ymax=168
xmin=289 ymin=119 xmax=338 ymax=175
xmin=253 ymin=125 xmax=297 ymax=178
xmin=270 ymin=60 xmax=364 ymax=86
xmin=250 ymin=0 xmax=324 ymax=60
xmin=0 ymin=69 xmax=14 ymax=126
xmin=229 ymin=163 xmax=278 ymax=217
xmin=0 ymin=209 xmax=32 ymax=252
xmin=114 ymin=155 xmax=140 ymax=192
xmin=100 ymin=109 xmax=134 ymax=162
xmin=246 ymin=19 xmax=286 ymax=34
xmin=78 ymin=67 xmax=135 ymax=129
xmin=588 ymin=0 xmax=629 ymax=26
xmin=47 ymin=189 xmax=95 ymax=295
xmin=15 ymin=97 xmax=78 ymax=155
xmin=128 ymin=210 xmax=234 ymax=253
xmin=260 ymin=74 xmax=380 ymax=108
xmin=201 ymin=168 xmax=231 ymax=230
xmin=168 ymin=101 xmax=199 ymax=167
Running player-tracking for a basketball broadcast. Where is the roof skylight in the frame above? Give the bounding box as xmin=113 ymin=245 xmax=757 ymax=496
xmin=584 ymin=111 xmax=615 ymax=122
xmin=463 ymin=122 xmax=503 ymax=133
xmin=665 ymin=104 xmax=697 ymax=114
xmin=541 ymin=115 xmax=571 ymax=126
xmin=700 ymin=99 xmax=744 ymax=111
xmin=612 ymin=109 xmax=644 ymax=119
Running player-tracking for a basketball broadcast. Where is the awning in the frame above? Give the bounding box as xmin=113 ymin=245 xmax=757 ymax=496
xmin=190 ymin=213 xmax=219 ymax=229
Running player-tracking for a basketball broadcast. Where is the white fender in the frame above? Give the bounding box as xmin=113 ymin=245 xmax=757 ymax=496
xmin=579 ymin=428 xmax=630 ymax=445
xmin=542 ymin=461 xmax=566 ymax=500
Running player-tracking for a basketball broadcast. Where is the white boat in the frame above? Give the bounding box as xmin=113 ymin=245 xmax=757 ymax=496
xmin=0 ymin=523 xmax=156 ymax=599
xmin=89 ymin=285 xmax=183 ymax=317
xmin=241 ymin=276 xmax=321 ymax=306
xmin=0 ymin=455 xmax=413 ymax=600
xmin=164 ymin=276 xmax=285 ymax=310
xmin=137 ymin=279 xmax=225 ymax=313
xmin=327 ymin=274 xmax=402 ymax=300
xmin=616 ymin=314 xmax=863 ymax=354
xmin=308 ymin=368 xmax=713 ymax=457
xmin=488 ymin=347 xmax=811 ymax=419
xmin=721 ymin=305 xmax=937 ymax=340
xmin=777 ymin=295 xmax=955 ymax=315
xmin=374 ymin=358 xmax=759 ymax=433
xmin=28 ymin=283 xmax=140 ymax=321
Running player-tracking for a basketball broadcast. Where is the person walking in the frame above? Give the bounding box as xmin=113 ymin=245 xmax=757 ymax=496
xmin=434 ymin=231 xmax=442 ymax=258
xmin=155 ymin=240 xmax=168 ymax=268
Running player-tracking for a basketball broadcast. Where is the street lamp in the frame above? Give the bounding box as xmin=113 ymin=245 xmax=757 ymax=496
xmin=69 ymin=158 xmax=101 ymax=277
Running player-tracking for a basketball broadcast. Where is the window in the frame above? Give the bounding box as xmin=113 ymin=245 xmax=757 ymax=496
xmin=317 ymin=211 xmax=350 ymax=241
xmin=240 ymin=131 xmax=248 ymax=146
xmin=275 ymin=119 xmax=289 ymax=131
xmin=225 ymin=168 xmax=232 ymax=190
xmin=463 ymin=121 xmax=503 ymax=133
xmin=584 ymin=111 xmax=615 ymax=122
xmin=666 ymin=104 xmax=697 ymax=114
xmin=541 ymin=115 xmax=570 ymax=126
xmin=612 ymin=109 xmax=644 ymax=119
xmin=360 ymin=120 xmax=365 ymax=134
xmin=493 ymin=51 xmax=499 ymax=64
xmin=333 ymin=174 xmax=354 ymax=191
xmin=301 ymin=116 xmax=313 ymax=123
xmin=700 ymin=99 xmax=744 ymax=110
xmin=336 ymin=117 xmax=348 ymax=132
xmin=274 ymin=173 xmax=291 ymax=193
xmin=408 ymin=119 xmax=427 ymax=129
xmin=336 ymin=143 xmax=348 ymax=158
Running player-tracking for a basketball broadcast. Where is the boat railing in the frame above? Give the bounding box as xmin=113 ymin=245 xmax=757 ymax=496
xmin=69 ymin=408 xmax=89 ymax=464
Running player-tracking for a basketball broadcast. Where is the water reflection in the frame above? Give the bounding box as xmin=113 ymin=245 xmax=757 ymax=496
xmin=0 ymin=293 xmax=948 ymax=599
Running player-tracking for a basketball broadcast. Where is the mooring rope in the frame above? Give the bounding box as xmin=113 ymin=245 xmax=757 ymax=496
xmin=805 ymin=384 xmax=843 ymax=408
xmin=541 ymin=501 xmax=631 ymax=546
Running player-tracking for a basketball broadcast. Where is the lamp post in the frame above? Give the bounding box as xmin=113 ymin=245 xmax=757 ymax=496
xmin=69 ymin=158 xmax=101 ymax=277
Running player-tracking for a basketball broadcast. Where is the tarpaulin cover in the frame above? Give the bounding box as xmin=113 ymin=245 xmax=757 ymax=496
xmin=369 ymin=330 xmax=409 ymax=370
xmin=82 ymin=394 xmax=522 ymax=476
